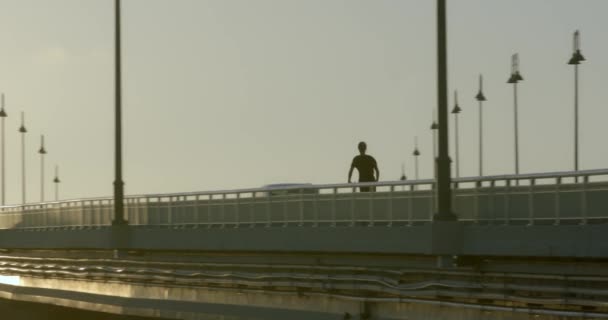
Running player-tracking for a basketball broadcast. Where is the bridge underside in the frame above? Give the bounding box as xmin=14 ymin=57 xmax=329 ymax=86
xmin=1 ymin=222 xmax=607 ymax=319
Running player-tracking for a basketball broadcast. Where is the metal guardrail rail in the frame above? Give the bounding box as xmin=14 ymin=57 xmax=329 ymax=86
xmin=1 ymin=169 xmax=608 ymax=229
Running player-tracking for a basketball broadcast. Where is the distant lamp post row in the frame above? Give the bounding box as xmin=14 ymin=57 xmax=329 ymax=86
xmin=0 ymin=103 xmax=62 ymax=206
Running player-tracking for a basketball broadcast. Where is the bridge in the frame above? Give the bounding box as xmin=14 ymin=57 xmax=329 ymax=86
xmin=1 ymin=0 xmax=607 ymax=319
xmin=0 ymin=169 xmax=607 ymax=319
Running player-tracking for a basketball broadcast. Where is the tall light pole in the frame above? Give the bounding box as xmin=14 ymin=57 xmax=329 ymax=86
xmin=19 ymin=112 xmax=27 ymax=205
xmin=413 ymin=136 xmax=420 ymax=180
xmin=568 ymin=30 xmax=585 ymax=180
xmin=0 ymin=94 xmax=6 ymax=206
xmin=38 ymin=135 xmax=47 ymax=202
xmin=475 ymin=75 xmax=487 ymax=177
xmin=507 ymin=53 xmax=524 ymax=177
xmin=53 ymin=165 xmax=60 ymax=201
xmin=451 ymin=91 xmax=462 ymax=179
xmin=113 ymin=0 xmax=126 ymax=225
xmin=434 ymin=0 xmax=455 ymax=221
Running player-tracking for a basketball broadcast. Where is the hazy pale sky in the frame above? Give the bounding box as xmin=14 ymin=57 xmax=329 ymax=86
xmin=0 ymin=0 xmax=607 ymax=204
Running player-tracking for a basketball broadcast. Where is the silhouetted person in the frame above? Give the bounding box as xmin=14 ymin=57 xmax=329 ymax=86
xmin=348 ymin=142 xmax=379 ymax=192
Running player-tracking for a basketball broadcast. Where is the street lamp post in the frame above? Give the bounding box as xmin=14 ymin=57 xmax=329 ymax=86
xmin=568 ymin=30 xmax=585 ymax=181
xmin=53 ymin=165 xmax=60 ymax=201
xmin=451 ymin=91 xmax=462 ymax=179
xmin=113 ymin=0 xmax=126 ymax=225
xmin=38 ymin=135 xmax=47 ymax=202
xmin=475 ymin=75 xmax=487 ymax=177
xmin=19 ymin=112 xmax=27 ymax=205
xmin=413 ymin=136 xmax=420 ymax=181
xmin=507 ymin=53 xmax=524 ymax=178
xmin=0 ymin=94 xmax=6 ymax=206
xmin=434 ymin=0 xmax=455 ymax=221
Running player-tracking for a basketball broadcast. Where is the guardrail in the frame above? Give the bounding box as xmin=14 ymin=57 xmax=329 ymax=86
xmin=1 ymin=169 xmax=608 ymax=229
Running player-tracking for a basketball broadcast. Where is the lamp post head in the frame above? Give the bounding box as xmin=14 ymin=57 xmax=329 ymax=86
xmin=0 ymin=93 xmax=5 ymax=117
xmin=568 ymin=30 xmax=585 ymax=65
xmin=38 ymin=135 xmax=46 ymax=154
xmin=53 ymin=177 xmax=60 ymax=184
xmin=413 ymin=148 xmax=420 ymax=156
xmin=19 ymin=125 xmax=27 ymax=133
xmin=476 ymin=74 xmax=487 ymax=101
xmin=452 ymin=90 xmax=461 ymax=114
xmin=508 ymin=54 xmax=524 ymax=83
xmin=400 ymin=174 xmax=407 ymax=181
xmin=430 ymin=121 xmax=438 ymax=130
xmin=568 ymin=50 xmax=585 ymax=65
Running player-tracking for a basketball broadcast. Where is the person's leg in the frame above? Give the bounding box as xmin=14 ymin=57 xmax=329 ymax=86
xmin=360 ymin=186 xmax=370 ymax=192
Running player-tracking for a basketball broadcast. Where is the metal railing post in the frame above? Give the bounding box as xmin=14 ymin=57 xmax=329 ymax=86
xmin=250 ymin=193 xmax=256 ymax=228
xmin=581 ymin=175 xmax=588 ymax=225
xmin=221 ymin=193 xmax=226 ymax=228
xmin=554 ymin=177 xmax=561 ymax=225
xmin=368 ymin=187 xmax=374 ymax=227
xmin=505 ymin=179 xmax=511 ymax=225
xmin=528 ymin=178 xmax=535 ymax=226
xmin=235 ymin=193 xmax=240 ymax=228
xmin=408 ymin=185 xmax=414 ymax=226
xmin=282 ymin=192 xmax=288 ymax=227
xmin=474 ymin=181 xmax=480 ymax=223
xmin=388 ymin=185 xmax=394 ymax=227
xmin=331 ymin=187 xmax=337 ymax=227
xmin=298 ymin=189 xmax=304 ymax=227
xmin=266 ymin=192 xmax=271 ymax=228
xmin=350 ymin=187 xmax=355 ymax=227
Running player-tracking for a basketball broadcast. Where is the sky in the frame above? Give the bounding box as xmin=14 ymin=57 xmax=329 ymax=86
xmin=0 ymin=0 xmax=607 ymax=204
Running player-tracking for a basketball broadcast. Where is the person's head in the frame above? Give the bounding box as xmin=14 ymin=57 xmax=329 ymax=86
xmin=358 ymin=141 xmax=367 ymax=154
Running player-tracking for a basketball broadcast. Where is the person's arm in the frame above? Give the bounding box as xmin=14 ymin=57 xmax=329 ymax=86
xmin=348 ymin=166 xmax=354 ymax=183
xmin=374 ymin=159 xmax=380 ymax=181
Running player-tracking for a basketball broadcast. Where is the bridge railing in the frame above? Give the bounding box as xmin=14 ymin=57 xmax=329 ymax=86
xmin=1 ymin=169 xmax=607 ymax=229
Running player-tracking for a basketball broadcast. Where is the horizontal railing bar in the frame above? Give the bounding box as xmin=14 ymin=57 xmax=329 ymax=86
xmin=2 ymin=168 xmax=607 ymax=209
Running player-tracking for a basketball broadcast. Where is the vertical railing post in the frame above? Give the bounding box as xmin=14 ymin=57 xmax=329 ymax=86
xmin=474 ymin=181 xmax=480 ymax=223
xmin=235 ymin=193 xmax=240 ymax=228
xmin=207 ymin=195 xmax=212 ymax=228
xmin=388 ymin=185 xmax=394 ymax=227
xmin=581 ymin=175 xmax=588 ymax=225
xmin=266 ymin=192 xmax=271 ymax=228
xmin=408 ymin=185 xmax=414 ymax=225
xmin=282 ymin=191 xmax=288 ymax=227
xmin=331 ymin=187 xmax=337 ymax=227
xmin=505 ymin=179 xmax=511 ymax=225
xmin=489 ymin=180 xmax=496 ymax=223
xmin=220 ymin=193 xmax=226 ymax=228
xmin=350 ymin=187 xmax=355 ymax=227
xmin=298 ymin=189 xmax=304 ymax=227
xmin=167 ymin=196 xmax=173 ymax=227
xmin=368 ymin=186 xmax=374 ymax=227
xmin=554 ymin=177 xmax=561 ymax=225
xmin=250 ymin=192 xmax=256 ymax=228
xmin=528 ymin=178 xmax=535 ymax=226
